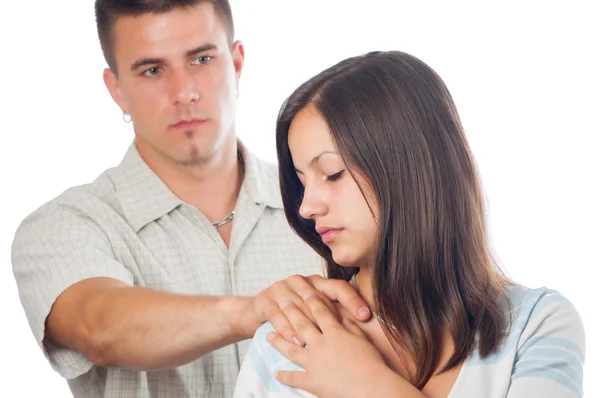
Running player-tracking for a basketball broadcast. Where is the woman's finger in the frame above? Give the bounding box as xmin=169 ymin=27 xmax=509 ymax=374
xmin=274 ymin=369 xmax=310 ymax=391
xmin=281 ymin=301 xmax=323 ymax=345
xmin=266 ymin=331 xmax=309 ymax=368
xmin=341 ymin=316 xmax=368 ymax=339
xmin=303 ymin=294 xmax=344 ymax=334
xmin=281 ymin=275 xmax=339 ymax=322
xmin=307 ymin=276 xmax=371 ymax=322
xmin=262 ymin=301 xmax=306 ymax=346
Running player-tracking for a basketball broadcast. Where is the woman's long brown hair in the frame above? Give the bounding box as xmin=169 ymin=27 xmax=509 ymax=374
xmin=276 ymin=51 xmax=512 ymax=389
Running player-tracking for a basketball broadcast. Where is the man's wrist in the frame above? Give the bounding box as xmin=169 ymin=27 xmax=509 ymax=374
xmin=219 ymin=295 xmax=256 ymax=340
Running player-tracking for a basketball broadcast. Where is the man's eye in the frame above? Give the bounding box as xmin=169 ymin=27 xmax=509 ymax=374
xmin=193 ymin=56 xmax=212 ymax=65
xmin=142 ymin=67 xmax=161 ymax=77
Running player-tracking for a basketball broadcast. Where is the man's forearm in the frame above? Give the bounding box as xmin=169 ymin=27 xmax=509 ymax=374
xmin=77 ymin=287 xmax=253 ymax=371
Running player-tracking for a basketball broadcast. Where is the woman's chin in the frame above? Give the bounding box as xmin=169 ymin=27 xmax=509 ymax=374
xmin=331 ymin=251 xmax=360 ymax=268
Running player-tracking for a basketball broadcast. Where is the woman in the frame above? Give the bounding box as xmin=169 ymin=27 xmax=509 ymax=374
xmin=234 ymin=51 xmax=585 ymax=397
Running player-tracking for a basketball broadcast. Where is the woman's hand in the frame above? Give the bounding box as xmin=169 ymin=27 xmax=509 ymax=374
xmin=239 ymin=275 xmax=371 ymax=345
xmin=266 ymin=293 xmax=422 ymax=398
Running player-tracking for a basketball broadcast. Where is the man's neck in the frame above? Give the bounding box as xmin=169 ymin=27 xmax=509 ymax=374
xmin=136 ymin=140 xmax=243 ymax=223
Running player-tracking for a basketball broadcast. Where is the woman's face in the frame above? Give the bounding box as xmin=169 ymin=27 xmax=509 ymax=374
xmin=287 ymin=105 xmax=378 ymax=268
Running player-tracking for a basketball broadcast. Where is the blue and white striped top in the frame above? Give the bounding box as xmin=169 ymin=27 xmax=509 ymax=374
xmin=234 ymin=287 xmax=586 ymax=397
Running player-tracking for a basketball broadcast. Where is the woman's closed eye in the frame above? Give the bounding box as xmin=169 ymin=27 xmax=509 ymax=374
xmin=326 ymin=170 xmax=345 ymax=181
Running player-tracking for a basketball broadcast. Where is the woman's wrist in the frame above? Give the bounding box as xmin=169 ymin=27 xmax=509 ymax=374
xmin=367 ymin=366 xmax=426 ymax=398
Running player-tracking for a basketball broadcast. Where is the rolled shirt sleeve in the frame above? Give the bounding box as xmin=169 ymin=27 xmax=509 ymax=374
xmin=12 ymin=203 xmax=134 ymax=379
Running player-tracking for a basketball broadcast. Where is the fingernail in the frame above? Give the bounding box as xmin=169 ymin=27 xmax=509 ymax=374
xmin=278 ymin=300 xmax=292 ymax=309
xmin=292 ymin=336 xmax=304 ymax=346
xmin=273 ymin=371 xmax=280 ymax=379
xmin=301 ymin=293 xmax=313 ymax=300
xmin=266 ymin=332 xmax=275 ymax=342
xmin=358 ymin=308 xmax=370 ymax=319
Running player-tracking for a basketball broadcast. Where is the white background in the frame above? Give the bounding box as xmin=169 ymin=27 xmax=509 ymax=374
xmin=1 ymin=0 xmax=598 ymax=396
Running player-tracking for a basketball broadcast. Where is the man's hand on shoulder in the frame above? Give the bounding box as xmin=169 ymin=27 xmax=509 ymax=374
xmin=238 ymin=274 xmax=371 ymax=346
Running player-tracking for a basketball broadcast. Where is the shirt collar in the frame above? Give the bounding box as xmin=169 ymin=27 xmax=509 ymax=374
xmin=238 ymin=140 xmax=284 ymax=210
xmin=113 ymin=140 xmax=283 ymax=232
xmin=112 ymin=142 xmax=183 ymax=232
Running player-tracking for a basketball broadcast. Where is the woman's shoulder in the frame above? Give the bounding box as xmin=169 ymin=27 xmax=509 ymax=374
xmin=468 ymin=285 xmax=585 ymax=364
xmin=505 ymin=285 xmax=572 ymax=310
xmin=505 ymin=285 xmax=584 ymax=344
xmin=233 ymin=322 xmax=311 ymax=397
xmin=454 ymin=286 xmax=585 ymax=397
xmin=251 ymin=322 xmax=305 ymax=370
xmin=244 ymin=322 xmax=305 ymax=378
xmin=474 ymin=285 xmax=585 ymax=371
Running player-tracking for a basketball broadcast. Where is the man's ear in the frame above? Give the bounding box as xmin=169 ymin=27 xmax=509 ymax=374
xmin=231 ymin=40 xmax=245 ymax=87
xmin=103 ymin=68 xmax=129 ymax=114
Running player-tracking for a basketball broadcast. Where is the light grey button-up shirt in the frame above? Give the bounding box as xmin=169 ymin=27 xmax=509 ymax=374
xmin=12 ymin=142 xmax=323 ymax=398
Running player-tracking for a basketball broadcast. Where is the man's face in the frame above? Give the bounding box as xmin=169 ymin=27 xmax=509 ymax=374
xmin=104 ymin=3 xmax=244 ymax=166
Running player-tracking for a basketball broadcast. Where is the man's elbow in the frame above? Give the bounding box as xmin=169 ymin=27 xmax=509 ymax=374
xmin=81 ymin=324 xmax=162 ymax=372
xmin=83 ymin=327 xmax=118 ymax=368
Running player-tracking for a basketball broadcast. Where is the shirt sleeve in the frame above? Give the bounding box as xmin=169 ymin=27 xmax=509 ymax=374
xmin=11 ymin=203 xmax=134 ymax=380
xmin=234 ymin=323 xmax=317 ymax=398
xmin=508 ymin=290 xmax=586 ymax=397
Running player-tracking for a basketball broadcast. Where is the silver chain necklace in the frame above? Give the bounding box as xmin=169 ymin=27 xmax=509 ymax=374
xmin=212 ymin=210 xmax=235 ymax=228
xmin=211 ymin=152 xmax=243 ymax=229
xmin=350 ymin=273 xmax=397 ymax=330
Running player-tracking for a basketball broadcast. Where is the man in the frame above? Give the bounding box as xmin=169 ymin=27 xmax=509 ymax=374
xmin=11 ymin=1 xmax=370 ymax=397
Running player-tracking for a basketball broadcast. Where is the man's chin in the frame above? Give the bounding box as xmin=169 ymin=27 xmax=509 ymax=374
xmin=175 ymin=154 xmax=210 ymax=166
xmin=171 ymin=143 xmax=212 ymax=166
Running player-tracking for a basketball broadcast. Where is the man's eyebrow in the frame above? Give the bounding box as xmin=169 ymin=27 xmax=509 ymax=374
xmin=130 ymin=57 xmax=164 ymax=71
xmin=185 ymin=43 xmax=218 ymax=57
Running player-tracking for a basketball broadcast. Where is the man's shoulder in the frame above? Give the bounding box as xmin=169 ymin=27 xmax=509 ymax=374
xmin=17 ymin=166 xmax=122 ymax=231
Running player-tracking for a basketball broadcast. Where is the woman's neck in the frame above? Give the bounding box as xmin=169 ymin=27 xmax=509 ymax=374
xmin=348 ymin=267 xmax=464 ymax=396
xmin=354 ymin=267 xmax=375 ymax=309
